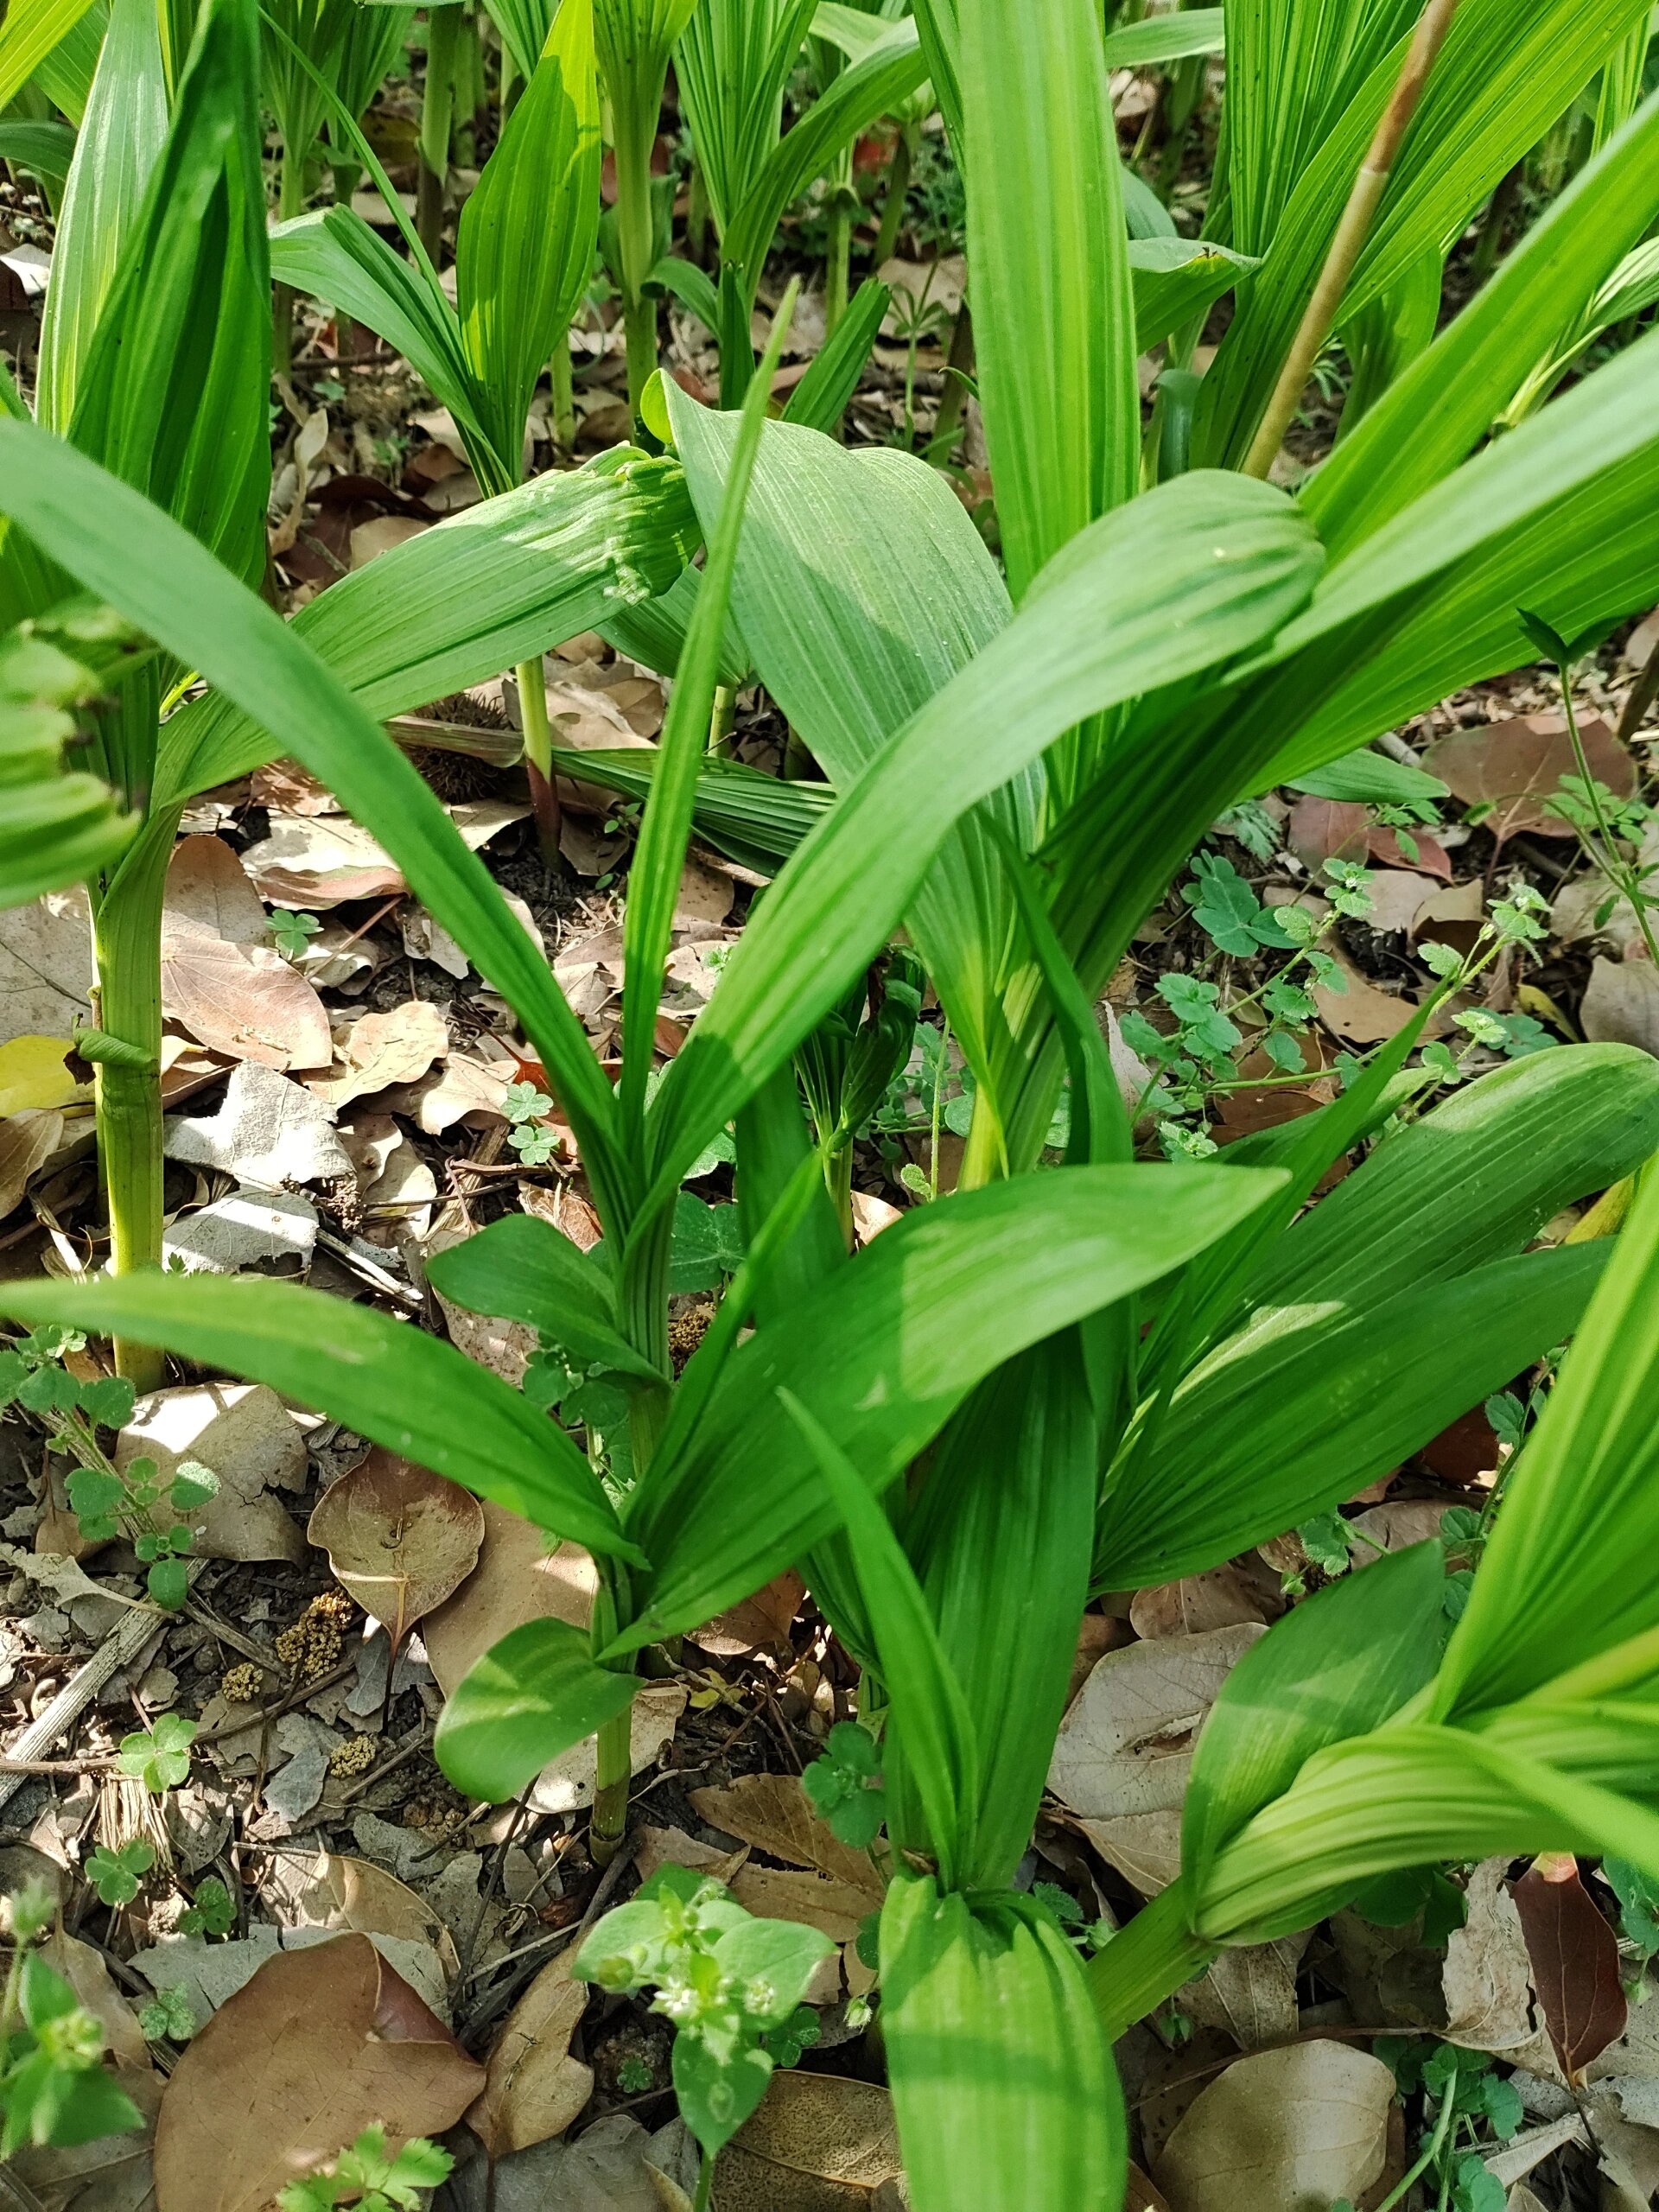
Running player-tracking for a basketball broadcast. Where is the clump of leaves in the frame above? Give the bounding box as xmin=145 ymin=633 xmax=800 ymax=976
xmin=803 ymin=1720 xmax=886 ymax=1848
xmin=117 ymin=1714 xmax=196 ymax=1795
xmin=276 ymin=2125 xmax=453 ymax=2212
xmin=1031 ymin=1882 xmax=1113 ymax=1955
xmin=0 ymin=1327 xmax=216 ymax=1609
xmin=2 ymin=1879 xmax=143 ymax=2154
xmin=1358 ymin=2039 xmax=1522 ymax=2212
xmin=137 ymin=1986 xmax=197 ymax=2043
xmin=501 ymin=1078 xmax=560 ymax=1166
xmin=575 ymin=1866 xmax=833 ymax=2196
xmin=83 ymin=1840 xmax=154 ymax=1910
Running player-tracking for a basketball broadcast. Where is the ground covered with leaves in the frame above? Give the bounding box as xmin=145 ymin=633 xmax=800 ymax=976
xmin=5 ymin=51 xmax=1659 ymax=2212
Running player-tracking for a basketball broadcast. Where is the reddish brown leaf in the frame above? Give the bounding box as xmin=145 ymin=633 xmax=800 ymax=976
xmin=1512 ymin=1860 xmax=1627 ymax=2081
xmin=1289 ymin=796 xmax=1370 ymax=872
xmin=1423 ymin=714 xmax=1635 ymax=840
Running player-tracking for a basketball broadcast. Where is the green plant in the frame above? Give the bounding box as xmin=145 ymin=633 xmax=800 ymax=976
xmin=1 ymin=1881 xmax=144 ymax=2155
xmin=178 ymin=1876 xmax=235 ymax=1937
xmin=137 ymin=1985 xmax=198 ymax=2042
xmin=82 ymin=1840 xmax=154 ymax=1909
xmin=802 ymin=1718 xmax=886 ymax=1846
xmin=575 ymin=1866 xmax=834 ymax=2209
xmin=277 ymin=2125 xmax=453 ymax=2212
xmin=269 ymin=906 xmax=322 ymax=960
xmin=117 ymin=1713 xmax=197 ymax=1795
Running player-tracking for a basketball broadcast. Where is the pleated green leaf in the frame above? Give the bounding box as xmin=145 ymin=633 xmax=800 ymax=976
xmin=644 ymin=469 xmax=1321 ymax=1200
xmin=1130 ymin=235 xmax=1256 ymax=354
xmin=423 ymin=1214 xmax=664 ymax=1383
xmin=1102 ymin=6 xmax=1223 ymax=68
xmin=673 ymin=0 xmax=817 ymax=235
xmin=612 ymin=1163 xmax=1282 ymax=1650
xmin=1196 ymin=0 xmax=1652 ymax=469
xmin=33 ymin=0 xmax=168 ymax=435
xmin=1100 ymin=1243 xmax=1607 ymax=1590
xmin=434 ymin=1619 xmax=639 ymax=1801
xmin=457 ymin=0 xmax=601 ymax=482
xmin=1306 ymin=88 xmax=1659 ymax=560
xmin=0 ymin=119 xmax=76 ymax=185
xmin=880 ymin=1877 xmax=1126 ymax=2212
xmin=783 ymin=1393 xmax=981 ymax=1888
xmin=1435 ymin=1166 xmax=1659 ymax=1719
xmin=0 ymin=0 xmax=103 ymax=106
xmin=550 ymin=743 xmax=826 ymax=873
xmin=0 ymin=418 xmax=638 ymax=1222
xmin=158 ymin=448 xmax=699 ymax=803
xmin=0 ymin=1273 xmax=642 ymax=1563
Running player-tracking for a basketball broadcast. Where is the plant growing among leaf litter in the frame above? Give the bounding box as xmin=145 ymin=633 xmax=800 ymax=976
xmin=276 ymin=2124 xmax=453 ymax=2212
xmin=1 ymin=1882 xmax=144 ymax=2155
xmin=3 ymin=0 xmax=1659 ymax=2206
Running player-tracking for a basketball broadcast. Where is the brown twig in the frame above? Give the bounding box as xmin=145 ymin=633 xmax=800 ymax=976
xmin=1242 ymin=0 xmax=1464 ymax=480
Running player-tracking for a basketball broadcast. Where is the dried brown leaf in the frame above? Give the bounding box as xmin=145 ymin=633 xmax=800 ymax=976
xmin=1047 ymin=1624 xmax=1266 ymax=1821
xmin=152 ymin=1933 xmax=484 ymax=2212
xmin=1151 ymin=2040 xmax=1393 ymax=2212
xmin=1580 ymin=956 xmax=1659 ymax=1057
xmin=1514 ymin=1861 xmax=1627 ymax=2082
xmin=1424 ymin=713 xmax=1634 ymax=840
xmin=467 ymin=1954 xmax=594 ymax=2158
xmin=423 ymin=1502 xmax=595 ymax=1695
xmin=687 ymin=1775 xmax=884 ymax=1904
xmin=720 ymin=2073 xmax=902 ymax=2209
xmin=1441 ymin=1859 xmax=1535 ymax=2052
xmin=1128 ymin=1566 xmax=1273 ymax=1640
xmin=308 ymin=1448 xmax=484 ymax=1645
xmin=161 ymin=843 xmax=334 ymax=1069
xmin=1288 ymin=797 xmax=1370 ymax=872
xmin=308 ymin=1001 xmax=449 ymax=1112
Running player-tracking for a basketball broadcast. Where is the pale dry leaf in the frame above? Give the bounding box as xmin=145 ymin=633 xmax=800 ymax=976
xmin=242 ymin=812 xmax=408 ymax=907
xmin=307 ymin=1448 xmax=484 ymax=1645
xmin=1486 ymin=2114 xmax=1586 ymax=2190
xmin=1313 ymin=944 xmax=1443 ymax=1045
xmin=118 ymin=1382 xmax=307 ymax=1566
xmin=0 ymin=887 xmax=94 ymax=1041
xmin=258 ymin=1851 xmax=461 ymax=1992
xmin=166 ymin=1059 xmax=352 ymax=1188
xmin=1503 ymin=2190 xmax=1552 ymax=2212
xmin=43 ymin=1929 xmax=154 ymax=2070
xmin=1153 ymin=2040 xmax=1394 ymax=2212
xmin=1580 ymin=957 xmax=1659 ymax=1058
xmin=351 ymin=514 xmax=429 ymax=568
xmin=160 ymin=837 xmax=333 ymax=1071
xmin=632 ymin=1825 xmax=747 ymax=1888
xmin=447 ymin=2111 xmax=671 ymax=2212
xmin=721 ymin=2072 xmax=903 ymax=2210
xmin=1079 ymin=1809 xmax=1186 ymax=1897
xmin=400 ymin=904 xmax=469 ymax=978
xmin=1181 ymin=1936 xmax=1306 ymax=2052
xmin=151 ymin=1934 xmax=483 ymax=2212
xmin=1128 ymin=2164 xmax=1173 ymax=2212
xmin=467 ymin=1953 xmax=594 ymax=2158
xmin=730 ymin=1865 xmax=876 ymax=1947
xmin=673 ymin=859 xmax=734 ymax=927
xmin=162 ymin=1187 xmax=318 ymax=1274
xmin=423 ymin=1502 xmax=596 ymax=1695
xmin=1129 ymin=1567 xmax=1271 ymax=1640
xmin=309 ymin=1001 xmax=449 ymax=1112
xmin=387 ymin=1042 xmax=518 ymax=1132
xmin=687 ymin=1774 xmax=886 ymax=1904
xmin=1361 ymin=868 xmax=1443 ymax=936
xmin=1442 ymin=1859 xmax=1536 ymax=2051
xmin=525 ymin=1681 xmax=684 ymax=1814
xmin=0 ymin=1106 xmax=66 ymax=1220
xmin=9 ymin=2059 xmax=162 ymax=2212
xmin=1047 ymin=1623 xmax=1267 ymax=1821
xmin=688 ymin=1571 xmax=804 ymax=1657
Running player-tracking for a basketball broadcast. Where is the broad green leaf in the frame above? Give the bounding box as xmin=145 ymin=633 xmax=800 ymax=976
xmin=1285 ymin=748 xmax=1446 ymax=805
xmin=548 ymin=742 xmax=825 ymax=874
xmin=33 ymin=0 xmax=168 ymax=435
xmin=649 ymin=251 xmax=721 ymax=336
xmin=1435 ymin=1166 xmax=1659 ymax=1719
xmin=157 ymin=448 xmax=699 ymax=803
xmin=0 ymin=0 xmax=102 ymax=105
xmin=261 ymin=0 xmax=355 ymax=191
xmin=1182 ymin=1542 xmax=1446 ymax=1894
xmin=0 ymin=419 xmax=639 ymax=1224
xmin=1306 ymin=88 xmax=1659 ymax=559
xmin=458 ymin=0 xmax=601 ymax=482
xmin=1246 ymin=1046 xmax=1659 ymax=1317
xmin=486 ymin=0 xmax=557 ymax=80
xmin=433 ymin=1618 xmax=639 ymax=1801
xmin=1103 ymin=6 xmax=1223 ymax=67
xmin=270 ymin=204 xmax=491 ymax=461
xmin=0 ymin=119 xmax=76 ymax=185
xmin=645 ymin=470 xmax=1321 ymax=1200
xmin=423 ymin=1214 xmax=664 ymax=1382
xmin=1098 ymin=1242 xmax=1607 ymax=1590
xmin=1196 ymin=0 xmax=1652 ymax=468
xmin=0 ymin=1274 xmax=642 ymax=1562
xmin=944 ymin=0 xmax=1137 ymax=605
xmin=782 ymin=275 xmax=891 ymax=434
xmin=1130 ymin=235 xmax=1256 ymax=355
xmin=783 ymin=1391 xmax=981 ymax=1887
xmin=613 ymin=1163 xmax=1284 ymax=1649
xmin=880 ymin=1877 xmax=1125 ymax=2212
xmin=29 ymin=0 xmax=106 ymax=117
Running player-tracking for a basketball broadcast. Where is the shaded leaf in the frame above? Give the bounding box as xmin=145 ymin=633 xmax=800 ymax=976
xmin=1513 ymin=1861 xmax=1627 ymax=2082
xmin=306 ymin=1449 xmax=486 ymax=1648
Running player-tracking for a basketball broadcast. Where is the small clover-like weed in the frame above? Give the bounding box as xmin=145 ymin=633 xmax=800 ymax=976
xmin=802 ymin=1721 xmax=886 ymax=1849
xmin=83 ymin=1840 xmax=155 ymax=1909
xmin=117 ymin=1714 xmax=196 ymax=1795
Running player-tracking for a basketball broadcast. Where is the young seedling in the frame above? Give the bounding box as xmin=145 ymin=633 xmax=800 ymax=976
xmin=575 ymin=1866 xmax=834 ymax=2210
xmin=137 ymin=1986 xmax=198 ymax=2044
xmin=1 ymin=1880 xmax=143 ymax=2155
xmin=116 ymin=1715 xmax=196 ymax=1796
xmin=177 ymin=1876 xmax=235 ymax=1938
xmin=268 ymin=909 xmax=322 ymax=961
xmin=802 ymin=1721 xmax=886 ymax=1849
xmin=276 ymin=2125 xmax=453 ymax=2212
xmin=82 ymin=1840 xmax=155 ymax=1910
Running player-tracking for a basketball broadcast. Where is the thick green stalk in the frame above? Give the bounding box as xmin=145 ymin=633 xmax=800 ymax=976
xmin=516 ymin=654 xmax=562 ymax=862
xmin=824 ymin=192 xmax=853 ymax=336
xmin=272 ymin=143 xmax=308 ymax=376
xmin=549 ymin=331 xmax=575 ymax=451
xmin=1085 ymin=1877 xmax=1217 ymax=2039
xmin=416 ymin=2 xmax=460 ymax=265
xmin=89 ymin=820 xmax=176 ymax=1393
xmin=871 ymin=125 xmax=913 ymax=269
xmin=610 ymin=83 xmax=661 ymax=416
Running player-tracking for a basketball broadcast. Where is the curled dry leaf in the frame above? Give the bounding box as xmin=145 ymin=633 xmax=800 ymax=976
xmin=0 ymin=887 xmax=93 ymax=1040
xmin=165 ymin=1059 xmax=353 ymax=1189
xmin=307 ymin=1448 xmax=485 ymax=1647
xmin=688 ymin=1775 xmax=886 ymax=1905
xmin=1580 ymin=956 xmax=1659 ymax=1058
xmin=688 ymin=1570 xmax=805 ymax=1657
xmin=1288 ymin=796 xmax=1370 ymax=872
xmin=257 ymin=1850 xmax=461 ymax=1990
xmin=1128 ymin=2166 xmax=1173 ymax=2212
xmin=1128 ymin=1565 xmax=1273 ymax=1640
xmin=118 ymin=1382 xmax=307 ymax=1567
xmin=1048 ymin=1624 xmax=1266 ymax=1822
xmin=1312 ymin=944 xmax=1443 ymax=1045
xmin=0 ymin=1106 xmax=67 ymax=1221
xmin=1441 ymin=1859 xmax=1535 ymax=2052
xmin=467 ymin=1953 xmax=594 ymax=2158
xmin=152 ymin=1933 xmax=484 ymax=2212
xmin=1513 ymin=1860 xmax=1627 ymax=2082
xmin=1180 ymin=1936 xmax=1306 ymax=2052
xmin=160 ymin=836 xmax=332 ymax=1071
xmin=1151 ymin=2040 xmax=1394 ymax=2212
xmin=308 ymin=999 xmax=449 ymax=1112
xmin=423 ymin=1501 xmax=596 ymax=1696
xmin=1423 ymin=713 xmax=1634 ymax=840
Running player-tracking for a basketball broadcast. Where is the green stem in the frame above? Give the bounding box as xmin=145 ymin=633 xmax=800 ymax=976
xmin=517 ymin=655 xmax=561 ymax=863
xmin=692 ymin=2145 xmax=715 ymax=2212
xmin=1085 ymin=1877 xmax=1217 ymax=2040
xmin=825 ymin=194 xmax=852 ymax=337
xmin=1560 ymin=664 xmax=1659 ymax=967
xmin=709 ymin=683 xmax=737 ymax=758
xmin=416 ymin=3 xmax=460 ymax=266
xmin=550 ymin=331 xmax=575 ymax=452
xmin=272 ymin=142 xmax=308 ymax=376
xmin=612 ymin=88 xmax=661 ymax=416
xmin=591 ymin=1705 xmax=632 ymax=1864
xmin=871 ymin=127 xmax=913 ymax=270
xmin=925 ymin=299 xmax=975 ymax=464
xmin=1370 ymin=2069 xmax=1459 ymax=2212
xmin=91 ymin=822 xmax=175 ymax=1394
